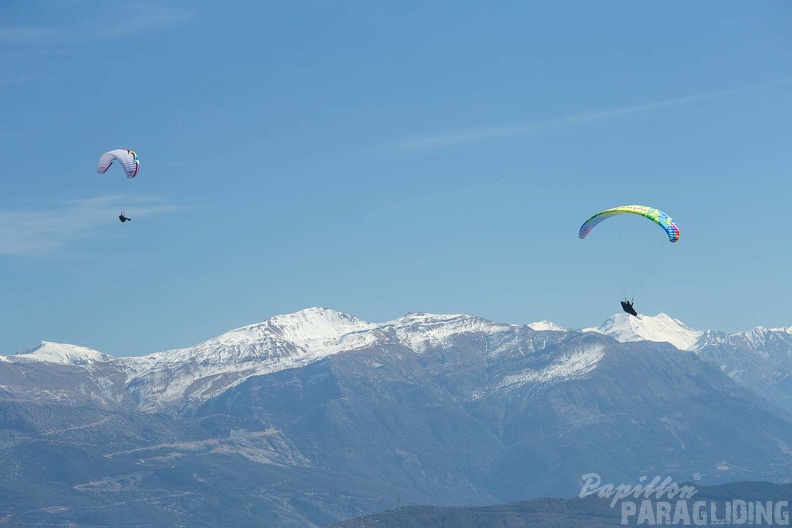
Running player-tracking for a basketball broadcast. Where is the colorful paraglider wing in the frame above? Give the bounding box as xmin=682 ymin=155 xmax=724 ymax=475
xmin=96 ymin=149 xmax=140 ymax=178
xmin=578 ymin=205 xmax=680 ymax=243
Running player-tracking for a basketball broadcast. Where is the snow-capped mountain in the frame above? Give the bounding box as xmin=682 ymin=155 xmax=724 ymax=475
xmin=118 ymin=308 xmax=515 ymax=410
xmin=379 ymin=311 xmax=513 ymax=352
xmin=13 ymin=341 xmax=111 ymax=365
xmin=0 ymin=307 xmax=520 ymax=412
xmin=2 ymin=307 xmax=792 ymax=527
xmin=583 ymin=312 xmax=703 ymax=350
xmin=7 ymin=308 xmax=792 ymax=414
xmin=693 ymin=326 xmax=792 ymax=414
xmin=581 ymin=313 xmax=792 ymax=414
xmin=7 ymin=308 xmax=792 ymax=416
xmin=121 ymin=308 xmax=385 ymax=410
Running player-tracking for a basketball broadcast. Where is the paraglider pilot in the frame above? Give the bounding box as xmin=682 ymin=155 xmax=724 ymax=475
xmin=119 ymin=212 xmax=131 ymax=223
xmin=621 ymin=300 xmax=638 ymax=317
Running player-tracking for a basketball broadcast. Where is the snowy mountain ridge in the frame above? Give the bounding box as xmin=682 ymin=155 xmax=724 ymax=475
xmin=103 ymin=308 xmax=515 ymax=410
xmin=6 ymin=307 xmax=792 ymax=412
xmin=6 ymin=308 xmax=787 ymax=368
xmin=9 ymin=309 xmax=709 ymax=366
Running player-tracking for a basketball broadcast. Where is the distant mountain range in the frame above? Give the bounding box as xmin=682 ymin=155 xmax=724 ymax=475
xmin=329 ymin=481 xmax=792 ymax=528
xmin=1 ymin=308 xmax=791 ymax=527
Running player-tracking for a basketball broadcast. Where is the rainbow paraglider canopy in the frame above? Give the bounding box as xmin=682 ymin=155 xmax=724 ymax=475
xmin=578 ymin=205 xmax=680 ymax=243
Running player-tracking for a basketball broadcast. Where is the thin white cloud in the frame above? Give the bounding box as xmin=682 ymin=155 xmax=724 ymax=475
xmin=94 ymin=3 xmax=193 ymax=38
xmin=0 ymin=2 xmax=191 ymax=42
xmin=0 ymin=195 xmax=186 ymax=256
xmin=0 ymin=28 xmax=56 ymax=41
xmin=381 ymin=83 xmax=779 ymax=151
xmin=0 ymin=74 xmax=50 ymax=84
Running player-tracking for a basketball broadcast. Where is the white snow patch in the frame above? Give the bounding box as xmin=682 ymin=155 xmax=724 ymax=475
xmin=528 ymin=320 xmax=566 ymax=332
xmin=584 ymin=313 xmax=703 ymax=351
xmin=497 ymin=344 xmax=605 ymax=390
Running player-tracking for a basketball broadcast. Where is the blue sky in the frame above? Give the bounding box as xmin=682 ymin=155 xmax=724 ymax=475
xmin=2 ymin=1 xmax=791 ymax=357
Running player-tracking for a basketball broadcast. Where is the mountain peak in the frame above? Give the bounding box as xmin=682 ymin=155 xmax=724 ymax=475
xmin=257 ymin=307 xmax=377 ymax=350
xmin=13 ymin=341 xmax=111 ymax=365
xmin=184 ymin=307 xmax=379 ymax=359
xmin=528 ymin=320 xmax=566 ymax=332
xmin=584 ymin=312 xmax=703 ymax=351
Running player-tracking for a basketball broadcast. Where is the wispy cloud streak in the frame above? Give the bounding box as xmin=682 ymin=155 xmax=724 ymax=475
xmin=0 ymin=195 xmax=186 ymax=256
xmin=95 ymin=3 xmax=192 ymax=38
xmin=0 ymin=2 xmax=191 ymax=42
xmin=0 ymin=28 xmax=56 ymax=41
xmin=382 ymin=84 xmax=776 ymax=151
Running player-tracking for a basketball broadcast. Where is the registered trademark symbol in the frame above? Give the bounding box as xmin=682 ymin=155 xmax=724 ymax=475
xmin=693 ymin=473 xmax=701 ymax=481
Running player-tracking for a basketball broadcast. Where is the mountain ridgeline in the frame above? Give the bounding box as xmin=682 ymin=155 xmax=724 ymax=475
xmin=1 ymin=308 xmax=791 ymax=527
xmin=330 ymin=481 xmax=792 ymax=528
